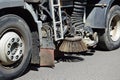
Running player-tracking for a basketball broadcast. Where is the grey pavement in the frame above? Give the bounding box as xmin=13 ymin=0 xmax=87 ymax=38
xmin=16 ymin=48 xmax=120 ymax=80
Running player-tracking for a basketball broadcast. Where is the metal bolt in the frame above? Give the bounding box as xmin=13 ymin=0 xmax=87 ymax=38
xmin=11 ymin=56 xmax=14 ymax=60
xmin=16 ymin=55 xmax=19 ymax=59
xmin=12 ymin=38 xmax=15 ymax=42
xmin=20 ymin=50 xmax=22 ymax=54
xmin=8 ymin=43 xmax=11 ymax=48
xmin=17 ymin=38 xmax=20 ymax=42
xmin=7 ymin=51 xmax=10 ymax=55
xmin=20 ymin=43 xmax=23 ymax=47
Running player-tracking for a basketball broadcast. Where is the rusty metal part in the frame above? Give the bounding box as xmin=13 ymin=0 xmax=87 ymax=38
xmin=59 ymin=36 xmax=88 ymax=53
xmin=40 ymin=48 xmax=55 ymax=67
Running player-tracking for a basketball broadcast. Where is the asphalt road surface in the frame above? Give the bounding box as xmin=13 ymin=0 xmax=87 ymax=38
xmin=16 ymin=48 xmax=120 ymax=80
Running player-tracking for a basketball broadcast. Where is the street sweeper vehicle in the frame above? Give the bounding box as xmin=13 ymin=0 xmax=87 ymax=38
xmin=0 ymin=0 xmax=120 ymax=79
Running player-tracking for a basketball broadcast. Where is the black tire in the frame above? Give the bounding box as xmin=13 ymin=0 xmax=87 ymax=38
xmin=98 ymin=5 xmax=120 ymax=50
xmin=0 ymin=14 xmax=32 ymax=79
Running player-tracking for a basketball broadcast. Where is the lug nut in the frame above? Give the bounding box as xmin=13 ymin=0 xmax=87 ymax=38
xmin=11 ymin=56 xmax=14 ymax=60
xmin=17 ymin=38 xmax=20 ymax=42
xmin=16 ymin=55 xmax=19 ymax=59
xmin=12 ymin=38 xmax=15 ymax=42
xmin=20 ymin=43 xmax=23 ymax=47
xmin=20 ymin=50 xmax=22 ymax=54
xmin=7 ymin=51 xmax=10 ymax=55
xmin=8 ymin=43 xmax=11 ymax=48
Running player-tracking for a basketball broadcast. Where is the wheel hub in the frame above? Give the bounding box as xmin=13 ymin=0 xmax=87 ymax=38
xmin=0 ymin=32 xmax=24 ymax=65
xmin=110 ymin=15 xmax=120 ymax=41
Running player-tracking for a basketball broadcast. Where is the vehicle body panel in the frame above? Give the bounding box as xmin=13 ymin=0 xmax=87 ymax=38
xmin=0 ymin=0 xmax=24 ymax=9
xmin=86 ymin=0 xmax=114 ymax=29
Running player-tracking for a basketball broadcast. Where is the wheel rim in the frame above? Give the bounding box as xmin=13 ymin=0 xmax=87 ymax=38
xmin=0 ymin=32 xmax=24 ymax=65
xmin=109 ymin=14 xmax=120 ymax=41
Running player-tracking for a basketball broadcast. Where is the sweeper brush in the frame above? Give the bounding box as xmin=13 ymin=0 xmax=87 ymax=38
xmin=59 ymin=36 xmax=88 ymax=53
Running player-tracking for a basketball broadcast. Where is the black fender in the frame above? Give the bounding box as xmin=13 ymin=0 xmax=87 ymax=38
xmin=0 ymin=0 xmax=24 ymax=9
xmin=86 ymin=0 xmax=115 ymax=29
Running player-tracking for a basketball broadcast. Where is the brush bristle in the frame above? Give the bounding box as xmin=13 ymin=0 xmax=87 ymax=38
xmin=59 ymin=37 xmax=88 ymax=53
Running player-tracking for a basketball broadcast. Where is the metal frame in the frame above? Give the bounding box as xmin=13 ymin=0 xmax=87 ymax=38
xmin=50 ymin=0 xmax=64 ymax=41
